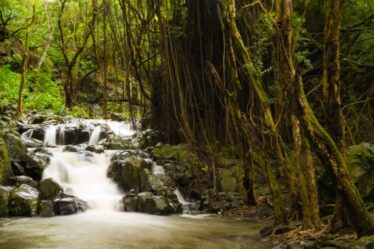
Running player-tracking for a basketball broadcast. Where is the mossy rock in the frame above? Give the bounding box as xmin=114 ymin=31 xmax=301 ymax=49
xmin=39 ymin=178 xmax=63 ymax=200
xmin=152 ymin=144 xmax=193 ymax=161
xmin=8 ymin=184 xmax=39 ymax=216
xmin=0 ymin=138 xmax=13 ymax=185
xmin=122 ymin=156 xmax=149 ymax=190
xmin=0 ymin=186 xmax=14 ymax=217
xmin=39 ymin=200 xmax=54 ymax=217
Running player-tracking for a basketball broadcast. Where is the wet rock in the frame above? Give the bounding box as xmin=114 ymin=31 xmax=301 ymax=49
xmin=63 ymin=126 xmax=90 ymax=145
xmin=39 ymin=178 xmax=63 ymax=200
xmin=163 ymin=162 xmax=193 ymax=187
xmin=137 ymin=192 xmax=173 ymax=215
xmin=63 ymin=145 xmax=80 ymax=152
xmin=0 ymin=186 xmax=14 ymax=216
xmin=100 ymin=134 xmax=131 ymax=150
xmin=85 ymin=145 xmax=104 ymax=154
xmin=30 ymin=114 xmax=47 ymax=124
xmin=121 ymin=156 xmax=151 ymax=191
xmin=8 ymin=184 xmax=39 ymax=216
xmin=22 ymin=136 xmax=43 ymax=148
xmin=2 ymin=132 xmax=44 ymax=181
xmin=39 ymin=200 xmax=54 ymax=217
xmin=10 ymin=176 xmax=38 ymax=188
xmin=131 ymin=129 xmax=162 ymax=149
xmin=54 ymin=196 xmax=88 ymax=215
xmin=12 ymin=153 xmax=45 ymax=181
xmin=141 ymin=169 xmax=175 ymax=196
xmin=108 ymin=155 xmax=151 ymax=191
xmin=123 ymin=193 xmax=138 ymax=212
xmin=3 ymin=133 xmax=27 ymax=160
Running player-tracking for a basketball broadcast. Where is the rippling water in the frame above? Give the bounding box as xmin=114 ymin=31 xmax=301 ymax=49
xmin=0 ymin=211 xmax=270 ymax=249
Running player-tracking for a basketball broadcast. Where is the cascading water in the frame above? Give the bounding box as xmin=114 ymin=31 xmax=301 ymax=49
xmin=58 ymin=125 xmax=65 ymax=145
xmin=43 ymin=149 xmax=123 ymax=210
xmin=44 ymin=125 xmax=57 ymax=146
xmin=40 ymin=119 xmax=135 ymax=211
xmin=89 ymin=126 xmax=102 ymax=145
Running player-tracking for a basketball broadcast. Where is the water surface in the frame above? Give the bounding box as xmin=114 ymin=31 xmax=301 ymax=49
xmin=0 ymin=211 xmax=270 ymax=249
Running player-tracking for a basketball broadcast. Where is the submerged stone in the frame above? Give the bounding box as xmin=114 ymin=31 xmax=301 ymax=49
xmin=39 ymin=200 xmax=54 ymax=217
xmin=54 ymin=196 xmax=88 ymax=215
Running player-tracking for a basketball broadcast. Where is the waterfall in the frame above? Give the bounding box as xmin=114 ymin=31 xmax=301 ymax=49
xmin=89 ymin=126 xmax=101 ymax=145
xmin=152 ymin=162 xmax=165 ymax=175
xmin=21 ymin=129 xmax=34 ymax=140
xmin=58 ymin=125 xmax=65 ymax=145
xmin=173 ymin=189 xmax=190 ymax=205
xmin=43 ymin=149 xmax=122 ymax=211
xmin=44 ymin=125 xmax=57 ymax=146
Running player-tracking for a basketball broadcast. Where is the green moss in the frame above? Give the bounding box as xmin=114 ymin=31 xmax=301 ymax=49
xmin=0 ymin=139 xmax=12 ymax=185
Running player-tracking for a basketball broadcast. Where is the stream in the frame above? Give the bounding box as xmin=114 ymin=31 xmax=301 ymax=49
xmin=0 ymin=119 xmax=270 ymax=249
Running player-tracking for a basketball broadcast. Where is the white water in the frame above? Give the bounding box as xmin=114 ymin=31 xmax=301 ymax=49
xmin=58 ymin=126 xmax=65 ymax=145
xmin=21 ymin=129 xmax=34 ymax=140
xmin=89 ymin=126 xmax=102 ymax=145
xmin=152 ymin=162 xmax=165 ymax=175
xmin=173 ymin=189 xmax=191 ymax=205
xmin=80 ymin=119 xmax=134 ymax=137
xmin=43 ymin=148 xmax=123 ymax=211
xmin=44 ymin=125 xmax=57 ymax=146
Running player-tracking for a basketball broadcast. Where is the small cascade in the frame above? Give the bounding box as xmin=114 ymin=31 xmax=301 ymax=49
xmin=58 ymin=125 xmax=65 ymax=145
xmin=173 ymin=189 xmax=201 ymax=214
xmin=43 ymin=149 xmax=123 ymax=211
xmin=21 ymin=129 xmax=34 ymax=140
xmin=152 ymin=162 xmax=165 ymax=175
xmin=173 ymin=189 xmax=190 ymax=206
xmin=89 ymin=126 xmax=102 ymax=145
xmin=44 ymin=125 xmax=57 ymax=146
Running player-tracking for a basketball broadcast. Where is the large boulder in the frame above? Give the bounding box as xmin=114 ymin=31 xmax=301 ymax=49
xmin=108 ymin=155 xmax=151 ymax=191
xmin=39 ymin=178 xmax=63 ymax=200
xmin=123 ymin=191 xmax=181 ymax=215
xmin=131 ymin=129 xmax=162 ymax=149
xmin=137 ymin=192 xmax=174 ymax=215
xmin=8 ymin=184 xmax=39 ymax=216
xmin=3 ymin=133 xmax=45 ymax=181
xmin=62 ymin=125 xmax=91 ymax=145
xmin=123 ymin=192 xmax=138 ymax=212
xmin=99 ymin=134 xmax=131 ymax=150
xmin=141 ymin=169 xmax=175 ymax=196
xmin=0 ymin=186 xmax=13 ymax=216
xmin=54 ymin=196 xmax=88 ymax=215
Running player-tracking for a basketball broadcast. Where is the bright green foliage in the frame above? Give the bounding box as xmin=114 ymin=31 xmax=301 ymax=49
xmin=0 ymin=65 xmax=63 ymax=111
xmin=24 ymin=69 xmax=63 ymax=111
xmin=0 ymin=65 xmax=21 ymax=102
